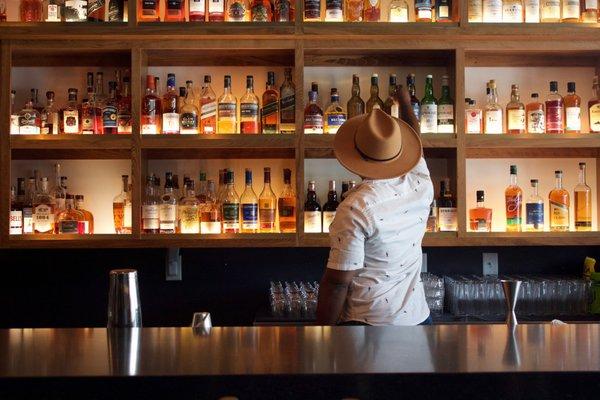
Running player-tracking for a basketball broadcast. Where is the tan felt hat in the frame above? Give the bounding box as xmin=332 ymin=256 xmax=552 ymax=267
xmin=333 ymin=109 xmax=422 ymax=180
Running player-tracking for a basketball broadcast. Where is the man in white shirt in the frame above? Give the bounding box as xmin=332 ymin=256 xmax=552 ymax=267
xmin=316 ymin=88 xmax=434 ymax=326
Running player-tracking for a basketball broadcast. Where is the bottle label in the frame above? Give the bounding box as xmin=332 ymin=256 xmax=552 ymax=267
xmin=420 ymin=104 xmax=438 ymax=133
xmin=484 ymin=109 xmax=503 ymax=134
xmin=437 ymin=104 xmax=454 ymax=133
xmin=326 ymin=114 xmax=346 ymax=134
xmin=483 ymin=0 xmax=503 ymax=21
xmin=325 ymin=0 xmax=343 ymax=20
xmin=81 ymin=220 xmax=89 ymax=234
xmin=190 ymin=0 xmax=206 ymax=12
xmin=468 ymin=0 xmax=483 ymax=22
xmin=142 ymin=124 xmax=159 ymax=134
xmin=575 ymin=192 xmax=592 ymax=228
xmin=180 ymin=207 xmax=200 ymax=233
xmin=228 ymin=1 xmax=246 ymax=20
xmin=58 ymin=220 xmax=80 ymax=234
xmin=117 ymin=113 xmax=132 ymax=134
xmin=240 ymin=103 xmax=259 ymax=133
xmin=222 ymin=203 xmax=240 ymax=230
xmin=565 ymin=107 xmax=581 ymax=131
xmin=437 ymin=207 xmax=457 ymax=231
xmin=562 ymin=0 xmax=580 ymax=18
xmin=550 ymin=201 xmax=569 ymax=227
xmin=590 ymin=104 xmax=600 ymax=133
xmin=88 ymin=0 xmax=105 ymax=17
xmin=259 ymin=205 xmax=276 ymax=226
xmin=102 ymin=105 xmax=118 ymax=129
xmin=10 ymin=210 xmax=23 ymax=235
xmin=585 ymin=0 xmax=598 ymax=8
xmin=527 ymin=109 xmax=545 ymax=133
xmin=218 ymin=102 xmax=236 ymax=119
xmin=242 ymin=203 xmax=258 ymax=230
xmin=167 ymin=0 xmax=183 ymax=10
xmin=22 ymin=208 xmax=33 ymax=234
xmin=63 ymin=110 xmax=79 ymax=134
xmin=304 ymin=211 xmax=322 ymax=233
xmin=251 ymin=3 xmax=270 ymax=21
xmin=201 ymin=101 xmax=217 ymax=117
xmin=304 ymin=114 xmax=324 ymax=134
xmin=304 ymin=0 xmax=321 ymax=18
xmin=201 ymin=221 xmax=222 ymax=234
xmin=526 ymin=203 xmax=544 ymax=227
xmin=261 ymin=101 xmax=279 ymax=133
xmin=143 ymin=0 xmax=158 ymax=10
xmin=389 ymin=7 xmax=409 ymax=22
xmin=507 ymin=109 xmax=526 ymax=131
xmin=64 ymin=0 xmax=88 ymax=20
xmin=546 ymin=103 xmax=563 ymax=132
xmin=159 ymin=204 xmax=176 ymax=227
xmin=502 ymin=3 xmax=523 ymax=22
xmin=505 ymin=194 xmax=522 ymax=227
xmin=466 ymin=110 xmax=482 ymax=134
xmin=438 ymin=5 xmax=449 ymax=18
xmin=525 ymin=0 xmax=540 ymax=22
xmin=280 ymin=94 xmax=295 ymax=123
xmin=18 ymin=111 xmax=39 ymax=134
xmin=124 ymin=203 xmax=132 ymax=228
xmin=390 ymin=103 xmax=400 ymax=118
xmin=33 ymin=204 xmax=54 ymax=233
xmin=180 ymin=112 xmax=199 ymax=133
xmin=279 ymin=204 xmax=295 ymax=217
xmin=143 ymin=205 xmax=159 ymax=230
xmin=55 ymin=198 xmax=66 ymax=211
xmin=542 ymin=0 xmax=560 ymax=19
xmin=472 ymin=218 xmax=488 ymax=232
xmin=412 ymin=102 xmax=420 ymax=121
xmin=162 ymin=112 xmax=180 ymax=133
xmin=47 ymin=4 xmax=60 ymax=21
xmin=322 ymin=211 xmax=336 ymax=233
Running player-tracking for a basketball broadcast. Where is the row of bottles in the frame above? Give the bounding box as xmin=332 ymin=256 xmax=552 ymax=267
xmin=304 ymin=0 xmax=454 ymax=22
xmin=15 ymin=0 xmax=126 ymax=22
xmin=468 ymin=0 xmax=599 ymax=23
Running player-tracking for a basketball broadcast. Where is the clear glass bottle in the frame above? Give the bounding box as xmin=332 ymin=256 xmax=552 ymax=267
xmin=180 ymin=83 xmax=200 ymax=135
xmin=113 ymin=175 xmax=132 ymax=234
xmin=200 ymin=75 xmax=217 ymax=134
xmin=525 ymin=179 xmax=544 ymax=232
xmin=159 ymin=172 xmax=177 ymax=234
xmin=240 ymin=169 xmax=259 ymax=233
xmin=545 ymin=81 xmax=564 ymax=134
xmin=82 ymin=72 xmax=103 ymax=135
xmin=162 ymin=73 xmax=180 ymax=134
xmin=505 ymin=165 xmax=523 ymax=232
xmin=324 ymin=88 xmax=347 ymax=134
xmin=506 ymin=84 xmax=526 ymax=134
xmin=33 ymin=177 xmax=55 ymax=234
xmin=389 ymin=0 xmax=409 ymax=21
xmin=51 ymin=163 xmax=65 ymax=212
xmin=18 ymin=100 xmax=41 ymax=135
xmin=469 ymin=190 xmax=493 ymax=232
xmin=526 ymin=93 xmax=545 ymax=133
xmin=44 ymin=0 xmax=62 ymax=21
xmin=201 ymin=180 xmax=222 ymax=234
xmin=142 ymin=75 xmax=162 ymax=135
xmin=420 ymin=74 xmax=438 ymax=134
xmin=502 ymin=0 xmax=524 ymax=22
xmin=261 ymin=71 xmax=279 ymax=134
xmin=540 ymin=0 xmax=560 ymax=22
xmin=549 ymin=170 xmax=570 ymax=232
xmin=383 ymin=74 xmax=400 ymax=118
xmin=484 ymin=80 xmax=503 ymax=134
xmin=574 ymin=162 xmax=592 ymax=231
xmin=325 ymin=0 xmax=344 ymax=20
xmin=179 ymin=180 xmax=200 ymax=234
xmin=217 ymin=75 xmax=238 ymax=134
xmin=278 ymin=168 xmax=296 ymax=233
xmin=304 ymin=181 xmax=322 ymax=233
xmin=347 ymin=75 xmax=366 ymax=119
xmin=279 ymin=68 xmax=296 ymax=134
xmin=222 ymin=170 xmax=241 ymax=233
xmin=366 ymin=74 xmax=384 ymax=113
xmin=259 ymin=167 xmax=277 ymax=233
xmin=437 ymin=75 xmax=454 ymax=133
xmin=240 ymin=75 xmax=260 ymax=134
xmin=322 ymin=180 xmax=339 ymax=233
xmin=564 ymin=82 xmax=581 ymax=134
xmin=75 ymin=194 xmax=94 ymax=234
xmin=117 ymin=76 xmax=132 ymax=134
xmin=142 ymin=175 xmax=160 ymax=234
xmin=303 ymin=90 xmax=324 ymax=134
xmin=465 ymin=98 xmax=483 ymax=134
xmin=40 ymin=91 xmax=58 ymax=135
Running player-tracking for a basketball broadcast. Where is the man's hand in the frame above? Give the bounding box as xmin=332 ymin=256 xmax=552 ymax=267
xmin=396 ymin=85 xmax=420 ymax=134
xmin=315 ymin=268 xmax=361 ymax=325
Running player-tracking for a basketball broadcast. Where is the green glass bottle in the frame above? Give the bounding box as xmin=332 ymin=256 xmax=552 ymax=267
xmin=420 ymin=74 xmax=438 ymax=134
xmin=437 ymin=75 xmax=454 ymax=134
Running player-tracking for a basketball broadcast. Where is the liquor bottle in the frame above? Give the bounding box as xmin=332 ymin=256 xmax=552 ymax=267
xmin=117 ymin=76 xmax=132 ymax=134
xmin=561 ymin=0 xmax=580 ymax=21
xmin=589 ymin=76 xmax=600 ymax=133
xmin=540 ymin=0 xmax=560 ymax=21
xmin=113 ymin=175 xmax=132 ymax=234
xmin=142 ymin=75 xmax=162 ymax=134
xmin=240 ymin=76 xmax=260 ymax=134
xmin=64 ymin=0 xmax=87 ymax=21
xmin=340 ymin=181 xmax=349 ymax=201
xmin=484 ymin=80 xmax=503 ymax=134
xmin=108 ymin=0 xmax=125 ymax=21
xmin=190 ymin=0 xmax=206 ymax=20
xmin=364 ymin=0 xmax=381 ymax=21
xmin=51 ymin=163 xmax=66 ymax=211
xmin=18 ymin=100 xmax=41 ymax=135
xmin=88 ymin=0 xmax=106 ymax=21
xmin=545 ymin=81 xmax=564 ymax=134
xmin=279 ymin=68 xmax=296 ymax=134
xmin=483 ymin=0 xmax=503 ymax=21
xmin=33 ymin=177 xmax=54 ymax=234
xmin=218 ymin=75 xmax=238 ymax=134
xmin=524 ymin=0 xmax=540 ymax=21
xmin=259 ymin=167 xmax=277 ymax=233
xmin=465 ymin=99 xmax=483 ymax=134
xmin=180 ymin=84 xmax=200 ymax=134
xmin=159 ymin=173 xmax=177 ymax=234
xmin=407 ymin=74 xmax=420 ymax=122
xmin=564 ymin=82 xmax=581 ymax=133
xmin=324 ymin=88 xmax=347 ymax=134
xmin=526 ymin=93 xmax=545 ymax=133
xmin=10 ymin=186 xmax=23 ymax=235
xmin=226 ymin=0 xmax=249 ymax=21
xmin=506 ymin=84 xmax=525 ymax=134
xmin=102 ymin=82 xmax=118 ymax=135
xmin=525 ymin=179 xmax=544 ymax=232
xmin=56 ymin=195 xmax=84 ymax=234
xmin=222 ymin=170 xmax=241 ymax=233
xmin=581 ymin=0 xmax=599 ymax=22
xmin=82 ymin=72 xmax=103 ymax=135
xmin=437 ymin=178 xmax=457 ymax=231
xmin=142 ymin=175 xmax=160 ymax=234
xmin=23 ymin=177 xmax=36 ymax=234
xmin=549 ymin=170 xmax=570 ymax=231
xmin=304 ymin=90 xmax=324 ymax=134
xmin=200 ymin=180 xmax=222 ymax=234
xmin=420 ymin=75 xmax=438 ymax=134
xmin=278 ymin=168 xmax=296 ymax=233
xmin=61 ymin=88 xmax=80 ymax=134
xmin=383 ymin=75 xmax=400 ymax=118
xmin=346 ymin=0 xmax=364 ymax=21
xmin=40 ymin=91 xmax=58 ymax=135
xmin=274 ymin=0 xmax=293 ymax=21
xmin=138 ymin=0 xmax=160 ymax=21
xmin=304 ymin=181 xmax=322 ymax=233
xmin=179 ymin=180 xmax=200 ymax=234
xmin=322 ymin=180 xmax=339 ymax=233
xmin=469 ymin=190 xmax=492 ymax=232
xmin=389 ymin=0 xmax=409 ymax=21
xmin=217 ymin=169 xmax=226 ymax=203
xmin=436 ymin=0 xmax=452 ymax=21
xmin=44 ymin=0 xmax=62 ymax=21
xmin=415 ymin=0 xmax=433 ymax=21
xmin=574 ymin=162 xmax=592 ymax=231
xmin=502 ymin=0 xmax=524 ymax=22
xmin=437 ymin=75 xmax=454 ymax=133
xmin=165 ymin=0 xmax=186 ymax=21
xmin=177 ymin=87 xmax=187 ymax=114
xmin=30 ymin=89 xmax=43 ymax=113
xmin=75 ymin=195 xmax=94 ymax=234
xmin=469 ymin=0 xmax=484 ymax=21
xmin=505 ymin=165 xmax=522 ymax=232
xmin=366 ymin=74 xmax=384 ymax=113
xmin=20 ymin=0 xmax=43 ymax=21
xmin=209 ymin=0 xmax=225 ymax=20
xmin=261 ymin=72 xmax=279 ymax=134
xmin=325 ymin=0 xmax=343 ymax=20
xmin=347 ymin=75 xmax=366 ymax=119
xmin=200 ymin=75 xmax=217 ymax=134
xmin=162 ymin=74 xmax=180 ymax=134
xmin=240 ymin=169 xmax=259 ymax=233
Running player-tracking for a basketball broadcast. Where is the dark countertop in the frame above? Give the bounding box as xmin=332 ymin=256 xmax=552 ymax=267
xmin=2 ymin=325 xmax=600 ymax=399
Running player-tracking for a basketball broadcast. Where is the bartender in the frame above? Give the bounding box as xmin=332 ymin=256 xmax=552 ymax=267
xmin=316 ymin=88 xmax=433 ymax=326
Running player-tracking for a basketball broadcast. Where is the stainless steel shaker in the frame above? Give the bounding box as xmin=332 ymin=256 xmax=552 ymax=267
xmin=108 ymin=269 xmax=142 ymax=328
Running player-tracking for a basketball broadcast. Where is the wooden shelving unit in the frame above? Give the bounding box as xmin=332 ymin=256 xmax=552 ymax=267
xmin=1 ymin=2 xmax=599 ymax=249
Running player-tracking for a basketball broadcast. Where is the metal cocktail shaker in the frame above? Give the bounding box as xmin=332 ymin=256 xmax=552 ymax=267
xmin=107 ymin=269 xmax=142 ymax=328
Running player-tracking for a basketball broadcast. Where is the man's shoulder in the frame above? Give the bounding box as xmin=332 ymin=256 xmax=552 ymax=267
xmin=342 ymin=181 xmax=390 ymax=212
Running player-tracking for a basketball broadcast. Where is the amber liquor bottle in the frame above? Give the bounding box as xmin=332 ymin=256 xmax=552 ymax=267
xmin=261 ymin=72 xmax=279 ymax=134
xmin=574 ymin=162 xmax=592 ymax=231
xmin=279 ymin=68 xmax=296 ymax=134
xmin=549 ymin=170 xmax=570 ymax=232
xmin=469 ymin=190 xmax=492 ymax=232
xmin=347 ymin=74 xmax=365 ymax=119
xmin=564 ymin=82 xmax=581 ymax=134
xmin=505 ymin=165 xmax=522 ymax=232
xmin=506 ymin=84 xmax=525 ymax=134
xmin=278 ymin=168 xmax=296 ymax=233
xmin=590 ymin=76 xmax=600 ymax=133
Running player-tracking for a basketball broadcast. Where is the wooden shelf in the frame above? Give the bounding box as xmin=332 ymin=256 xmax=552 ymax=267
xmin=461 ymin=232 xmax=600 ymax=246
xmin=301 ymin=22 xmax=460 ymax=36
xmin=299 ymin=232 xmax=461 ymax=247
xmin=465 ymin=134 xmax=600 ymax=158
xmin=6 ymin=234 xmax=135 ymax=248
xmin=10 ymin=135 xmax=132 ymax=159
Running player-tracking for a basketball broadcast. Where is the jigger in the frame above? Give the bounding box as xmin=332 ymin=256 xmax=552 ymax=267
xmin=501 ymin=279 xmax=522 ymax=327
xmin=108 ymin=269 xmax=142 ymax=328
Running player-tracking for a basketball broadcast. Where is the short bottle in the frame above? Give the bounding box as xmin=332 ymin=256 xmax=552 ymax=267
xmin=325 ymin=0 xmax=343 ymax=21
xmin=259 ymin=167 xmax=277 ymax=233
xmin=469 ymin=190 xmax=493 ymax=232
xmin=436 ymin=0 xmax=452 ymax=21
xmin=56 ymin=194 xmax=85 ymax=234
xmin=505 ymin=165 xmax=523 ymax=232
xmin=44 ymin=0 xmax=62 ymax=21
xmin=549 ymin=170 xmax=570 ymax=232
xmin=561 ymin=0 xmax=580 ymax=22
xmin=420 ymin=75 xmax=438 ymax=134
xmin=526 ymin=93 xmax=545 ymax=134
xmin=437 ymin=178 xmax=457 ymax=232
xmin=322 ymin=180 xmax=339 ymax=233
xmin=18 ymin=100 xmax=42 ymax=135
xmin=73 ymin=195 xmax=93 ymax=234
xmin=524 ymin=0 xmax=540 ymax=22
xmin=222 ymin=170 xmax=241 ymax=233
xmin=304 ymin=181 xmax=322 ymax=233
xmin=200 ymin=180 xmax=222 ymax=234
xmin=540 ymin=0 xmax=560 ymax=22
xmin=304 ymin=0 xmax=321 ymax=21
xmin=179 ymin=180 xmax=201 ymax=234
xmin=304 ymin=90 xmax=324 ymax=134
xmin=482 ymin=0 xmax=503 ymax=22
xmin=506 ymin=84 xmax=526 ymax=134
xmin=545 ymin=81 xmax=564 ymax=134
xmin=324 ymin=88 xmax=347 ymax=134
xmin=564 ymin=81 xmax=581 ymax=134
xmin=465 ymin=98 xmax=483 ymax=134
xmin=278 ymin=168 xmax=297 ymax=233
xmin=574 ymin=162 xmax=592 ymax=231
xmin=165 ymin=0 xmax=186 ymax=21
xmin=415 ymin=0 xmax=433 ymax=21
xmin=525 ymin=179 xmax=544 ymax=232
xmin=240 ymin=169 xmax=259 ymax=233
xmin=41 ymin=91 xmax=58 ymax=135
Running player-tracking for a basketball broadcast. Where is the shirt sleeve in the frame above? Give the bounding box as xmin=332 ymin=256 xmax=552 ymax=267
xmin=326 ymin=202 xmax=371 ymax=271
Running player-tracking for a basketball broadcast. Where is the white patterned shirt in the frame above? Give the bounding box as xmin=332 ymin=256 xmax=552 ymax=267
xmin=327 ymin=158 xmax=434 ymax=326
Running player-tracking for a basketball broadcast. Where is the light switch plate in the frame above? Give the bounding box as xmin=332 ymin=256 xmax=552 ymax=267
xmin=422 ymin=253 xmax=428 ymax=273
xmin=166 ymin=248 xmax=182 ymax=281
xmin=482 ymin=252 xmax=498 ymax=276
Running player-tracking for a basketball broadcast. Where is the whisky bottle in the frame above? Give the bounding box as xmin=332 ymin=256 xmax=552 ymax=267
xmin=117 ymin=76 xmax=132 ymax=134
xmin=159 ymin=173 xmax=177 ymax=234
xmin=561 ymin=0 xmax=580 ymax=21
xmin=407 ymin=74 xmax=420 ymax=121
xmin=75 ymin=195 xmax=94 ymax=234
xmin=364 ymin=0 xmax=382 ymax=21
xmin=465 ymin=99 xmax=483 ymax=134
xmin=259 ymin=168 xmax=277 ymax=233
xmin=87 ymin=0 xmax=106 ymax=21
xmin=190 ymin=0 xmax=207 ymax=20
xmin=303 ymin=90 xmax=324 ymax=134
xmin=23 ymin=177 xmax=35 ymax=234
xmin=10 ymin=186 xmax=23 ymax=235
xmin=325 ymin=0 xmax=343 ymax=21
xmin=415 ymin=0 xmax=433 ymax=21
xmin=549 ymin=170 xmax=570 ymax=232
xmin=581 ymin=0 xmax=599 ymax=22
xmin=240 ymin=169 xmax=259 ymax=233
xmin=524 ymin=0 xmax=540 ymax=21
xmin=60 ymin=88 xmax=80 ymax=134
xmin=347 ymin=75 xmax=365 ymax=119
xmin=180 ymin=84 xmax=200 ymax=134
xmin=304 ymin=181 xmax=322 ymax=233
xmin=324 ymin=88 xmax=347 ymax=134
xmin=420 ymin=75 xmax=438 ymax=134
xmin=51 ymin=163 xmax=66 ymax=211
xmin=33 ymin=177 xmax=55 ymax=234
xmin=44 ymin=0 xmax=62 ymax=21
xmin=564 ymin=82 xmax=581 ymax=134
xmin=525 ymin=179 xmax=544 ymax=232
xmin=217 ymin=75 xmax=238 ymax=134
xmin=82 ymin=72 xmax=103 ymax=135
xmin=484 ymin=80 xmax=503 ymax=134
xmin=589 ymin=76 xmax=600 ymax=133
xmin=165 ymin=0 xmax=186 ymax=21
xmin=209 ymin=0 xmax=226 ymax=20
xmin=108 ymin=0 xmax=125 ymax=21
xmin=200 ymin=75 xmax=217 ymax=134
xmin=526 ymin=93 xmax=545 ymax=134
xmin=502 ymin=0 xmax=524 ymax=22
xmin=102 ymin=81 xmax=119 ymax=135
xmin=142 ymin=75 xmax=162 ymax=135
xmin=113 ymin=175 xmax=132 ymax=234
xmin=574 ymin=162 xmax=592 ymax=231
xmin=389 ymin=0 xmax=409 ymax=21
xmin=322 ymin=180 xmax=339 ymax=233
xmin=261 ymin=71 xmax=279 ymax=134
xmin=483 ymin=0 xmax=503 ymax=21
xmin=469 ymin=0 xmax=483 ymax=21
xmin=366 ymin=74 xmax=384 ymax=113
xmin=18 ymin=100 xmax=41 ymax=135
xmin=222 ymin=170 xmax=241 ymax=233
xmin=436 ymin=0 xmax=452 ymax=21
xmin=279 ymin=68 xmax=296 ymax=134
xmin=505 ymin=165 xmax=523 ymax=232
xmin=469 ymin=190 xmax=493 ymax=232
xmin=162 ymin=74 xmax=180 ymax=134
xmin=383 ymin=74 xmax=400 ymax=118
xmin=142 ymin=175 xmax=160 ymax=234
xmin=437 ymin=178 xmax=457 ymax=231
xmin=545 ymin=81 xmax=564 ymax=134
xmin=340 ymin=181 xmax=349 ymax=201
xmin=56 ymin=195 xmax=84 ymax=234
xmin=278 ymin=168 xmax=296 ymax=233
xmin=137 ymin=0 xmax=160 ymax=21
xmin=179 ymin=180 xmax=201 ymax=234
xmin=541 ymin=0 xmax=560 ymax=22
xmin=40 ymin=91 xmax=58 ymax=135
xmin=346 ymin=0 xmax=364 ymax=21
xmin=506 ymin=84 xmax=525 ymax=134
xmin=226 ymin=0 xmax=250 ymax=21
xmin=197 ymin=172 xmax=208 ymax=203
xmin=437 ymin=75 xmax=454 ymax=133
xmin=240 ymin=76 xmax=260 ymax=134
xmin=201 ymin=180 xmax=222 ymax=234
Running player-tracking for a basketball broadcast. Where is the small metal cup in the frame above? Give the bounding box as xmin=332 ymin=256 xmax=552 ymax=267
xmin=108 ymin=269 xmax=142 ymax=328
xmin=192 ymin=312 xmax=212 ymax=335
xmin=501 ymin=279 xmax=522 ymax=327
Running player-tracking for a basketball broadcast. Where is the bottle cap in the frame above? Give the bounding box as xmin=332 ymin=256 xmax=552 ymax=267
xmin=567 ymin=81 xmax=576 ymax=92
xmin=531 ymin=93 xmax=539 ymax=98
xmin=550 ymin=81 xmax=558 ymax=91
xmin=476 ymin=190 xmax=484 ymax=202
xmin=204 ymin=75 xmax=211 ymax=83
xmin=510 ymin=165 xmax=517 ymax=175
xmin=531 ymin=179 xmax=538 ymax=184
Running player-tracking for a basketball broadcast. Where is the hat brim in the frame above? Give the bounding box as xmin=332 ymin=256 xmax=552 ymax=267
xmin=333 ymin=114 xmax=423 ymax=180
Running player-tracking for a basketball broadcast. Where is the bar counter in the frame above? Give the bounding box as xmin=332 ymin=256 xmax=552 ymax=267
xmin=1 ymin=324 xmax=600 ymax=399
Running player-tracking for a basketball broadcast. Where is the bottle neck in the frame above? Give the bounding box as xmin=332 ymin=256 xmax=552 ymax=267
xmin=441 ymin=84 xmax=450 ymax=99
xmin=555 ymin=176 xmax=562 ymax=189
xmin=532 ymin=185 xmax=539 ymax=197
xmin=579 ymin=167 xmax=586 ymax=185
xmin=65 ymin=199 xmax=74 ymax=209
xmin=510 ymin=174 xmax=517 ymax=186
xmin=370 ymin=80 xmax=379 ymax=97
xmin=477 ymin=199 xmax=484 ymax=208
xmin=425 ymin=79 xmax=433 ymax=97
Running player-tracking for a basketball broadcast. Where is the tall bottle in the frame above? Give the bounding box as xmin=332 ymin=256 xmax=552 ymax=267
xmin=113 ymin=175 xmax=132 ymax=234
xmin=483 ymin=0 xmax=503 ymax=21
xmin=51 ymin=163 xmax=66 ymax=212
xmin=61 ymin=88 xmax=80 ymax=134
xmin=279 ymin=68 xmax=296 ymax=134
xmin=142 ymin=75 xmax=162 ymax=134
xmin=545 ymin=81 xmax=564 ymax=134
xmin=407 ymin=73 xmax=420 ymax=122
xmin=525 ymin=179 xmax=544 ymax=232
xmin=278 ymin=168 xmax=296 ymax=233
xmin=415 ymin=0 xmax=433 ymax=21
xmin=564 ymin=82 xmax=581 ymax=134
xmin=261 ymin=71 xmax=279 ymax=134
xmin=201 ymin=180 xmax=222 ymax=234
xmin=81 ymin=72 xmax=103 ymax=135
xmin=505 ymin=165 xmax=523 ymax=232
xmin=383 ymin=74 xmax=400 ymax=118
xmin=142 ymin=176 xmax=159 ymax=234
xmin=33 ymin=177 xmax=54 ymax=234
xmin=162 ymin=74 xmax=180 ymax=134
xmin=437 ymin=178 xmax=457 ymax=232
xmin=574 ymin=162 xmax=592 ymax=231
xmin=484 ymin=80 xmax=503 ymax=134
xmin=222 ymin=170 xmax=241 ymax=233
xmin=240 ymin=169 xmax=259 ymax=233
xmin=420 ymin=75 xmax=438 ymax=134
xmin=303 ymin=90 xmax=324 ymax=134
xmin=179 ymin=180 xmax=201 ymax=234
xmin=41 ymin=91 xmax=59 ymax=135
xmin=259 ymin=167 xmax=277 ymax=233
xmin=549 ymin=170 xmax=570 ymax=232
xmin=240 ymin=75 xmax=260 ymax=134
xmin=159 ymin=173 xmax=177 ymax=234
xmin=200 ymin=75 xmax=217 ymax=134
xmin=304 ymin=181 xmax=322 ymax=233
xmin=437 ymin=75 xmax=454 ymax=133
xmin=117 ymin=76 xmax=132 ymax=134
xmin=10 ymin=185 xmax=23 ymax=235
xmin=589 ymin=76 xmax=600 ymax=133
xmin=322 ymin=180 xmax=339 ymax=233
xmin=506 ymin=84 xmax=525 ymax=134
xmin=469 ymin=190 xmax=492 ymax=232
xmin=526 ymin=93 xmax=545 ymax=134
xmin=363 ymin=0 xmax=381 ymax=21
xmin=324 ymin=88 xmax=347 ymax=134
xmin=217 ymin=75 xmax=238 ymax=134
xmin=347 ymin=75 xmax=366 ymax=119
xmin=102 ymin=81 xmax=118 ymax=134
xmin=23 ymin=178 xmax=36 ymax=234
xmin=366 ymin=74 xmax=384 ymax=113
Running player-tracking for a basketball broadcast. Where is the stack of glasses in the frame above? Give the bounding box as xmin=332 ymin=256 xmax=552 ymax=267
xmin=269 ymin=281 xmax=319 ymax=319
xmin=422 ymin=273 xmax=445 ymax=315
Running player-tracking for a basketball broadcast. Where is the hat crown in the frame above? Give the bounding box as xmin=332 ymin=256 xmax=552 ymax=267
xmin=354 ymin=109 xmax=403 ymax=162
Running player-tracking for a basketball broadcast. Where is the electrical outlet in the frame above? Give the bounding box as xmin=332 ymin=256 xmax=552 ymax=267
xmin=166 ymin=248 xmax=182 ymax=281
xmin=422 ymin=253 xmax=428 ymax=273
xmin=482 ymin=253 xmax=498 ymax=276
